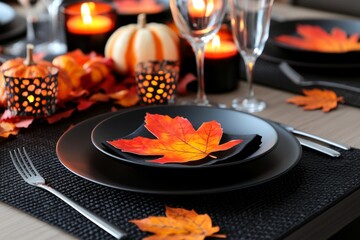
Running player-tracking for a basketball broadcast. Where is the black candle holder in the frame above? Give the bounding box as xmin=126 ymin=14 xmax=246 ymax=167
xmin=135 ymin=60 xmax=179 ymax=105
xmin=4 ymin=66 xmax=58 ymax=117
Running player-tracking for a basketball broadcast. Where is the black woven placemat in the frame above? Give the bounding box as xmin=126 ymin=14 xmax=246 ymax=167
xmin=1 ymin=104 xmax=360 ymax=240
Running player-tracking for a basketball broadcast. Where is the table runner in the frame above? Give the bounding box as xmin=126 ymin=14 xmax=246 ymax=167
xmin=1 ymin=103 xmax=360 ymax=239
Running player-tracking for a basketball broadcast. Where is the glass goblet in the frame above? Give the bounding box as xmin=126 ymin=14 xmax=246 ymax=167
xmin=170 ymin=0 xmax=228 ymax=106
xmin=230 ymin=0 xmax=273 ymax=112
xmin=35 ymin=0 xmax=67 ymax=55
xmin=4 ymin=0 xmax=38 ymax=56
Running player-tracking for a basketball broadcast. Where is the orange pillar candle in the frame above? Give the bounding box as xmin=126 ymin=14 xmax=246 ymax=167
xmin=115 ymin=0 xmax=165 ymax=15
xmin=113 ymin=0 xmax=170 ymax=26
xmin=203 ymin=34 xmax=240 ymax=93
xmin=62 ymin=2 xmax=116 ymax=53
xmin=205 ymin=35 xmax=238 ymax=59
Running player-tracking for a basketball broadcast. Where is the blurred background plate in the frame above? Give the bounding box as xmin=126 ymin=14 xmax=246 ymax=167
xmin=0 ymin=2 xmax=16 ymax=28
xmin=268 ymin=19 xmax=360 ymax=56
xmin=0 ymin=14 xmax=26 ymax=45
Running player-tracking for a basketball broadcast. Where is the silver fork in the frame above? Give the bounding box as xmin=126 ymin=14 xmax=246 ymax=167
xmin=9 ymin=147 xmax=127 ymax=240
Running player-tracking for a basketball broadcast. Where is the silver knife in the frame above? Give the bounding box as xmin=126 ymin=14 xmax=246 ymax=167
xmin=277 ymin=122 xmax=351 ymax=150
xmin=297 ymin=138 xmax=341 ymax=157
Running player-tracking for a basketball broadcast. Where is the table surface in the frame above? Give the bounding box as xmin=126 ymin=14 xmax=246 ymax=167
xmin=1 ymin=2 xmax=360 ymax=240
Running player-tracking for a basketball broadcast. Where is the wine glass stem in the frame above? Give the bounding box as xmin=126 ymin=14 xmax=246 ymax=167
xmin=25 ymin=6 xmax=35 ymax=42
xmin=47 ymin=1 xmax=60 ymax=43
xmin=244 ymin=57 xmax=256 ymax=99
xmin=193 ymin=43 xmax=208 ymax=104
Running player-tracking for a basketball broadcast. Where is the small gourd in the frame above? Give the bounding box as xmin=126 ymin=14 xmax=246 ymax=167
xmin=2 ymin=44 xmax=50 ymax=78
xmin=105 ymin=13 xmax=179 ymax=75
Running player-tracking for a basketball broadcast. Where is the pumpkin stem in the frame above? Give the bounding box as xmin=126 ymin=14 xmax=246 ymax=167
xmin=24 ymin=44 xmax=35 ymax=66
xmin=137 ymin=13 xmax=147 ymax=28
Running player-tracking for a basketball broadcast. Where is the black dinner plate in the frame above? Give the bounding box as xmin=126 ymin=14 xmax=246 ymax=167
xmin=0 ymin=2 xmax=16 ymax=29
xmin=91 ymin=105 xmax=278 ymax=169
xmin=56 ymin=111 xmax=302 ymax=195
xmin=262 ymin=19 xmax=360 ymax=69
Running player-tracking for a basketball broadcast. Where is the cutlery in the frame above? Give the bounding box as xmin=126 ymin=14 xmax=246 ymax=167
xmin=279 ymin=62 xmax=360 ymax=94
xmin=276 ymin=122 xmax=351 ymax=150
xmin=296 ymin=137 xmax=341 ymax=157
xmin=9 ymin=147 xmax=127 ymax=240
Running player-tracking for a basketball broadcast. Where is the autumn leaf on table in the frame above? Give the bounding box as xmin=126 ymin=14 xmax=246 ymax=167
xmin=287 ymin=89 xmax=344 ymax=112
xmin=130 ymin=206 xmax=226 ymax=240
xmin=107 ymin=113 xmax=243 ymax=164
xmin=275 ymin=24 xmax=360 ymax=52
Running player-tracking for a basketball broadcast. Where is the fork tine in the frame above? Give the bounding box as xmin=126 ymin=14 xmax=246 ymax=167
xmin=9 ymin=149 xmax=29 ymax=180
xmin=16 ymin=148 xmax=34 ymax=177
xmin=21 ymin=147 xmax=41 ymax=177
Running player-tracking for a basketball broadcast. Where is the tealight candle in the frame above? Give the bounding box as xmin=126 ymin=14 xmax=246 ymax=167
xmin=135 ymin=61 xmax=179 ymax=105
xmin=62 ymin=2 xmax=116 ymax=53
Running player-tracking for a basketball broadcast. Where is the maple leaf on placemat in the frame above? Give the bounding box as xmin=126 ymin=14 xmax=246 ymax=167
xmin=130 ymin=206 xmax=226 ymax=240
xmin=108 ymin=113 xmax=242 ymax=164
xmin=275 ymin=24 xmax=360 ymax=53
xmin=287 ymin=89 xmax=344 ymax=112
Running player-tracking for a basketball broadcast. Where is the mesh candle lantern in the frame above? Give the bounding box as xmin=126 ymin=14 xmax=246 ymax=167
xmin=2 ymin=44 xmax=59 ymax=117
xmin=135 ymin=60 xmax=179 ymax=105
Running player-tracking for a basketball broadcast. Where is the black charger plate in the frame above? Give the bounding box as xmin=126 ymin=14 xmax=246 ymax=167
xmin=56 ymin=111 xmax=302 ymax=195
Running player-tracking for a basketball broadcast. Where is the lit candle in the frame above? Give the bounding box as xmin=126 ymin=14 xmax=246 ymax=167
xmin=66 ymin=2 xmax=114 ymax=34
xmin=62 ymin=2 xmax=116 ymax=53
xmin=188 ymin=0 xmax=214 ymax=17
xmin=115 ymin=0 xmax=165 ymax=15
xmin=205 ymin=35 xmax=238 ymax=59
xmin=203 ymin=34 xmax=240 ymax=93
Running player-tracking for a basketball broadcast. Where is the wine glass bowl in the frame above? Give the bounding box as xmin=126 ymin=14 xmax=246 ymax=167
xmin=3 ymin=0 xmax=38 ymax=56
xmin=230 ymin=0 xmax=273 ymax=112
xmin=35 ymin=0 xmax=67 ymax=55
xmin=170 ymin=0 xmax=228 ymax=106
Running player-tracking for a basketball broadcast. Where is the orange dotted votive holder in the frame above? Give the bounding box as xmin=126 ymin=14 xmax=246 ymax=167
xmin=135 ymin=60 xmax=179 ymax=105
xmin=4 ymin=67 xmax=59 ymax=117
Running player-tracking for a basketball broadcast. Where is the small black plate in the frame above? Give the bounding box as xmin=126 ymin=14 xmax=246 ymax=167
xmin=91 ymin=106 xmax=278 ymax=169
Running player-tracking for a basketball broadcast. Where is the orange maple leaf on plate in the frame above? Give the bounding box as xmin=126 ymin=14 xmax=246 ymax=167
xmin=287 ymin=89 xmax=344 ymax=112
xmin=108 ymin=113 xmax=242 ymax=164
xmin=130 ymin=206 xmax=226 ymax=240
xmin=275 ymin=24 xmax=360 ymax=53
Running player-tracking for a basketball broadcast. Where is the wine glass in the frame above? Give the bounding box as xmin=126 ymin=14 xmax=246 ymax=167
xmin=35 ymin=0 xmax=67 ymax=55
xmin=170 ymin=0 xmax=228 ymax=106
xmin=4 ymin=0 xmax=38 ymax=56
xmin=230 ymin=0 xmax=273 ymax=112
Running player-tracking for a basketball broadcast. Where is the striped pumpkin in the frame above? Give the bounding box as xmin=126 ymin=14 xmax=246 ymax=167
xmin=105 ymin=13 xmax=179 ymax=75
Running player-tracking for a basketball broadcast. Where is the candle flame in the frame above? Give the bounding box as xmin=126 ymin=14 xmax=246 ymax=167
xmin=189 ymin=0 xmax=213 ymax=16
xmin=81 ymin=2 xmax=95 ymax=24
xmin=211 ymin=35 xmax=221 ymax=51
xmin=191 ymin=0 xmax=205 ymax=12
xmin=205 ymin=0 xmax=214 ymax=16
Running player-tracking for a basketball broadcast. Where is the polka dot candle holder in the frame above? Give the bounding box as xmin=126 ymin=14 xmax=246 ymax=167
xmin=135 ymin=60 xmax=179 ymax=105
xmin=4 ymin=66 xmax=59 ymax=117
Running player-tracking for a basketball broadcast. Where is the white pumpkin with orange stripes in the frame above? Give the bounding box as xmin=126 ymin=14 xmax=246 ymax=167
xmin=105 ymin=13 xmax=180 ymax=76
